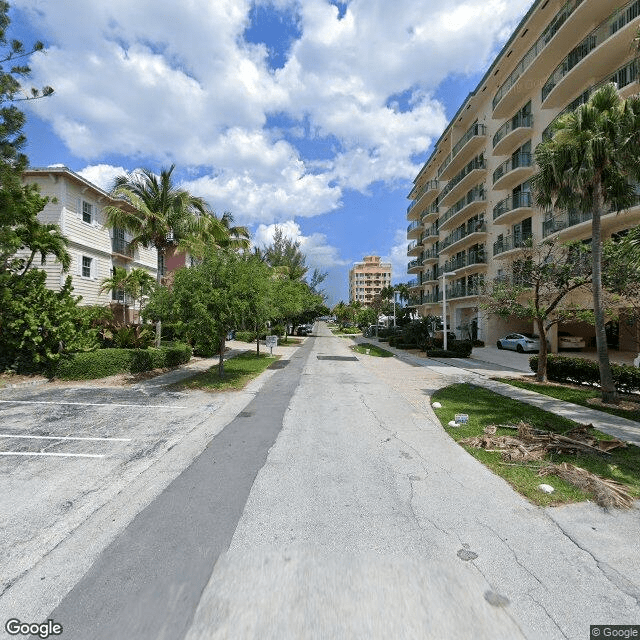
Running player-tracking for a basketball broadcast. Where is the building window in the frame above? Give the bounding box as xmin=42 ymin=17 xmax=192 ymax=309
xmin=82 ymin=256 xmax=92 ymax=278
xmin=82 ymin=201 xmax=93 ymax=224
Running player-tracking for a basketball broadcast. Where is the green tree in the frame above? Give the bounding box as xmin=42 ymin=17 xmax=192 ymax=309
xmin=531 ymin=83 xmax=640 ymax=403
xmin=99 ymin=266 xmax=129 ymax=323
xmin=261 ymin=226 xmax=308 ymax=281
xmin=481 ymin=239 xmax=592 ymax=382
xmin=104 ymin=165 xmax=211 ymax=346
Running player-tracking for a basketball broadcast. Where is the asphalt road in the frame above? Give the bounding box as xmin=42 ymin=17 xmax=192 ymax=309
xmin=2 ymin=325 xmax=639 ymax=639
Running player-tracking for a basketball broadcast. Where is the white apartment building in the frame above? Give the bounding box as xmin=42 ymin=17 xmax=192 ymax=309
xmin=23 ymin=167 xmax=158 ymax=319
xmin=406 ymin=0 xmax=640 ymax=350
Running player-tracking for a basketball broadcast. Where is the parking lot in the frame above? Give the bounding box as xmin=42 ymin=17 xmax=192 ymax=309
xmin=0 ymin=379 xmax=229 ymax=615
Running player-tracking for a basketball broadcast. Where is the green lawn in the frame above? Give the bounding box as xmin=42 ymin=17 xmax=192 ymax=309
xmin=351 ymin=343 xmax=394 ymax=357
xmin=501 ymin=378 xmax=640 ymax=423
xmin=431 ymin=384 xmax=640 ymax=507
xmin=177 ymin=351 xmax=279 ymax=391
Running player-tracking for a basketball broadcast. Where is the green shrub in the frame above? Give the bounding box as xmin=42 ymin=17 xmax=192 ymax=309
xmin=271 ymin=324 xmax=285 ymax=337
xmin=54 ymin=343 xmax=192 ymax=380
xmin=529 ymin=354 xmax=640 ymax=393
xmin=426 ymin=341 xmax=473 ymax=358
xmin=235 ymin=331 xmax=255 ymax=343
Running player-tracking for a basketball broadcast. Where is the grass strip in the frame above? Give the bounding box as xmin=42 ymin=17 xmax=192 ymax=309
xmin=178 ymin=351 xmax=279 ymax=391
xmin=351 ymin=343 xmax=394 ymax=358
xmin=501 ymin=378 xmax=640 ymax=423
xmin=432 ymin=383 xmax=640 ymax=507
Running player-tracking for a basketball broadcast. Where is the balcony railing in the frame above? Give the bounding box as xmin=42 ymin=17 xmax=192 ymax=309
xmin=493 ymin=0 xmax=585 ymax=111
xmin=407 ymin=279 xmax=419 ymax=289
xmin=542 ymin=60 xmax=638 ymax=140
xmin=446 ymin=285 xmax=482 ymax=299
xmin=423 ymin=292 xmax=442 ymax=304
xmin=493 ymin=153 xmax=533 ymax=185
xmin=441 ymin=250 xmax=486 ymax=273
xmin=440 ymin=156 xmax=485 ymax=201
xmin=111 ymin=237 xmax=134 ymax=257
xmin=407 ymin=240 xmax=420 ymax=255
xmin=422 ymin=224 xmax=439 ymax=240
xmin=422 ymin=248 xmax=439 ymax=261
xmin=493 ymin=233 xmax=533 ymax=256
xmin=438 ymin=123 xmax=486 ymax=177
xmin=441 ymin=221 xmax=487 ymax=251
xmin=422 ymin=201 xmax=440 ymax=219
xmin=493 ymin=113 xmax=533 ymax=149
xmin=493 ymin=192 xmax=533 ymax=221
xmin=440 ymin=185 xmax=486 ymax=227
xmin=407 ymin=180 xmax=440 ymax=213
xmin=542 ymin=0 xmax=640 ymax=102
xmin=407 ymin=219 xmax=421 ymax=233
xmin=408 ymin=258 xmax=424 ymax=270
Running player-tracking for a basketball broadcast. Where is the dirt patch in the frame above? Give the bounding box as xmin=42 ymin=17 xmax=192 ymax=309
xmin=586 ymin=397 xmax=640 ymax=412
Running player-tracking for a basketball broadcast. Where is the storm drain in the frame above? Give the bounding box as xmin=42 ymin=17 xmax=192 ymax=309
xmin=317 ymin=356 xmax=359 ymax=361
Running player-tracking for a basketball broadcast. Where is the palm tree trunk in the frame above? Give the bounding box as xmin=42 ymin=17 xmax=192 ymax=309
xmin=155 ymin=249 xmax=164 ymax=348
xmin=592 ymin=182 xmax=618 ymax=404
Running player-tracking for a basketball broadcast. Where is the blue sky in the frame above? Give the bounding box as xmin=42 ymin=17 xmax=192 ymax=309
xmin=12 ymin=0 xmax=531 ymax=305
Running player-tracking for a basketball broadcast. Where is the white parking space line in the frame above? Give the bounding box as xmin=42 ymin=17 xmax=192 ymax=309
xmin=0 ymin=400 xmax=189 ymax=409
xmin=0 ymin=452 xmax=107 ymax=458
xmin=0 ymin=434 xmax=132 ymax=442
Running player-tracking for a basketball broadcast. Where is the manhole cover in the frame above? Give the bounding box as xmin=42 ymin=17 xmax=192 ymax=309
xmin=268 ymin=361 xmax=288 ymax=369
xmin=317 ymin=356 xmax=359 ymax=361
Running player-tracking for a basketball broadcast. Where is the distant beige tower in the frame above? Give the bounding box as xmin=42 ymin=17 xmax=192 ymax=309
xmin=349 ymin=255 xmax=392 ymax=306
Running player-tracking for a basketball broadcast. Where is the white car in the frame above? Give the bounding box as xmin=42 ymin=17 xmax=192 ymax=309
xmin=496 ymin=332 xmax=540 ymax=353
xmin=558 ymin=332 xmax=585 ymax=350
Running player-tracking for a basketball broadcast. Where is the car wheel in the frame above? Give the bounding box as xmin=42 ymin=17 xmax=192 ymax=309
xmin=497 ymin=341 xmax=503 ymax=349
xmin=516 ymin=344 xmax=524 ymax=353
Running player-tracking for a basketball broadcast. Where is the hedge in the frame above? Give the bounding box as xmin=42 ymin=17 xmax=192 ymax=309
xmin=426 ymin=341 xmax=473 ymax=358
xmin=529 ymin=354 xmax=640 ymax=393
xmin=235 ymin=331 xmax=255 ymax=343
xmin=54 ymin=343 xmax=193 ymax=380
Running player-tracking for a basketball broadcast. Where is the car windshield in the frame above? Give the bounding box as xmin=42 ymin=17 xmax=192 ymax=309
xmin=521 ymin=333 xmax=538 ymax=339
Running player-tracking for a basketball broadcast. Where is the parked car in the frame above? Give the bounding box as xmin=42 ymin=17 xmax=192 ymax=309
xmin=496 ymin=332 xmax=540 ymax=353
xmin=296 ymin=325 xmax=309 ymax=336
xmin=558 ymin=331 xmax=585 ymax=350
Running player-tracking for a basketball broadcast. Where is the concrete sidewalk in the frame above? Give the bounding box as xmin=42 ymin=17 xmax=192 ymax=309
xmin=355 ymin=336 xmax=640 ymax=446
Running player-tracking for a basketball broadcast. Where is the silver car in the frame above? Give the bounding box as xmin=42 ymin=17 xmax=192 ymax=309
xmin=496 ymin=332 xmax=540 ymax=353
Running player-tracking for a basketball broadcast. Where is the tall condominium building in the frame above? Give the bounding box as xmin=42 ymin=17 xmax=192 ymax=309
xmin=349 ymin=255 xmax=392 ymax=306
xmin=406 ymin=0 xmax=640 ymax=351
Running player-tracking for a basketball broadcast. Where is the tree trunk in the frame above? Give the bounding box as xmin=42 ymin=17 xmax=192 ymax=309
xmin=218 ymin=336 xmax=225 ymax=377
xmin=255 ymin=322 xmax=260 ymax=356
xmin=536 ymin=317 xmax=547 ymax=382
xmin=155 ymin=247 xmax=164 ymax=348
xmin=592 ymin=182 xmax=618 ymax=404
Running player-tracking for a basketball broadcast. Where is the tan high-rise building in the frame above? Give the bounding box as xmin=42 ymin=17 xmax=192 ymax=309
xmin=406 ymin=0 xmax=640 ymax=350
xmin=349 ymin=256 xmax=392 ymax=306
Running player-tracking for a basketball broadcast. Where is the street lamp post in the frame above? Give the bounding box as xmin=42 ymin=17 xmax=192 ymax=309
xmin=442 ymin=271 xmax=456 ymax=351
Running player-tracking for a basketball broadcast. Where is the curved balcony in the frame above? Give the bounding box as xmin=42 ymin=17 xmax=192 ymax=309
xmin=492 ymin=113 xmax=533 ymax=156
xmin=438 ymin=123 xmax=487 ymax=181
xmin=408 ymin=257 xmax=424 ymax=274
xmin=440 ymin=221 xmax=487 ymax=256
xmin=445 ymin=285 xmax=482 ymax=301
xmin=542 ymin=59 xmax=638 ymax=141
xmin=421 ymin=201 xmax=440 ymax=225
xmin=492 ymin=0 xmax=620 ymax=118
xmin=421 ymin=224 xmax=439 ymax=244
xmin=407 ymin=279 xmax=420 ymax=291
xmin=422 ymin=291 xmax=442 ymax=305
xmin=493 ymin=233 xmax=534 ymax=259
xmin=440 ymin=156 xmax=487 ymax=207
xmin=422 ymin=270 xmax=439 ymax=285
xmin=407 ymin=219 xmax=422 ymax=239
xmin=407 ymin=179 xmax=440 ymax=220
xmin=493 ymin=192 xmax=534 ymax=226
xmin=441 ymin=250 xmax=487 ymax=277
xmin=422 ymin=248 xmax=439 ymax=264
xmin=439 ymin=185 xmax=486 ymax=232
xmin=542 ymin=198 xmax=640 ymax=240
xmin=493 ymin=153 xmax=534 ymax=191
xmin=542 ymin=0 xmax=640 ymax=110
xmin=407 ymin=240 xmax=422 ymax=257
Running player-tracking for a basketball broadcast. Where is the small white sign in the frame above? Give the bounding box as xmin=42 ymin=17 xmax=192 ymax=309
xmin=265 ymin=335 xmax=278 ymax=348
xmin=454 ymin=413 xmax=469 ymax=424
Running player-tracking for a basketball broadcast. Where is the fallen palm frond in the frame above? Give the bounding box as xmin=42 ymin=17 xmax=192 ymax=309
xmin=460 ymin=422 xmax=630 ymax=481
xmin=538 ymin=462 xmax=634 ymax=509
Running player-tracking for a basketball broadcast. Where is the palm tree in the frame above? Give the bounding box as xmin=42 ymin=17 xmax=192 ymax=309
xmin=188 ymin=210 xmax=250 ymax=259
xmin=104 ymin=165 xmax=210 ymax=345
xmin=100 ymin=266 xmax=129 ymax=323
xmin=126 ymin=268 xmax=156 ymax=322
xmin=531 ymin=83 xmax=640 ymax=404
